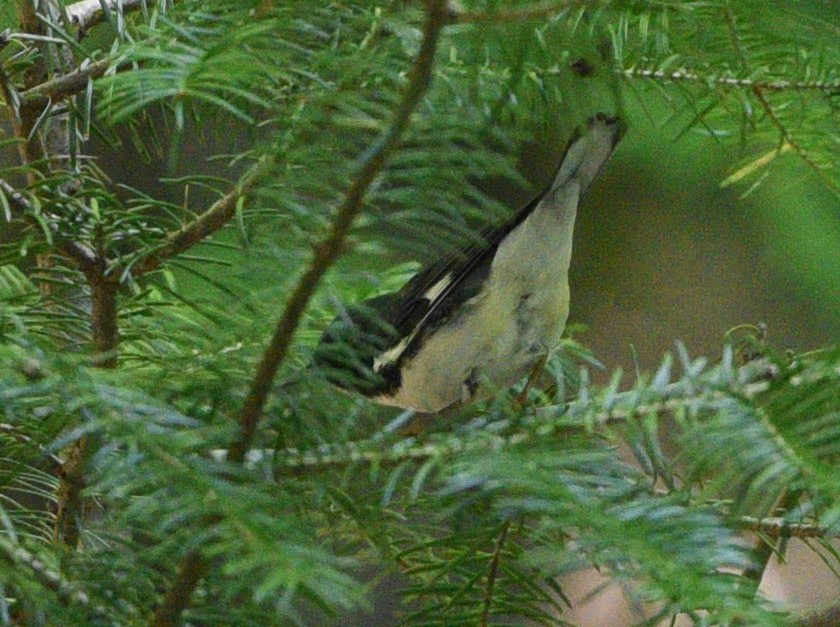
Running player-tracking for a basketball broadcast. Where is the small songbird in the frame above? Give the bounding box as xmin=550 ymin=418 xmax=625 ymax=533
xmin=314 ymin=114 xmax=623 ymax=412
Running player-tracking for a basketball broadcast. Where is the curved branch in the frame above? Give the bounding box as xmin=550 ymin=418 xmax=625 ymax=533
xmin=227 ymin=0 xmax=450 ymax=463
xmin=150 ymin=2 xmax=451 ymax=624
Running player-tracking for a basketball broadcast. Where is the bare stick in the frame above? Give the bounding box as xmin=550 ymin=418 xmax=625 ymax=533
xmin=150 ymin=2 xmax=450 ymax=624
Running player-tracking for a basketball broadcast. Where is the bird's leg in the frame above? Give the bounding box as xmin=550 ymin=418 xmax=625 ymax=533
xmin=515 ymin=354 xmax=548 ymax=407
xmin=396 ymin=412 xmax=436 ymax=437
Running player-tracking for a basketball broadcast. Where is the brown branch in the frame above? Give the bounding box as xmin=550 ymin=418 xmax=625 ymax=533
xmin=480 ymin=522 xmax=510 ymax=627
xmin=130 ymin=162 xmax=266 ymax=277
xmin=622 ymin=67 xmax=840 ymax=94
xmin=150 ymin=551 xmax=207 ymax=627
xmin=450 ymin=0 xmax=599 ymax=24
xmin=150 ymin=2 xmax=450 ymax=624
xmin=53 ymin=435 xmax=90 ymax=548
xmin=20 ymin=57 xmax=113 ymax=108
xmin=0 ymin=57 xmax=48 ymax=178
xmin=53 ymin=266 xmax=119 ymax=549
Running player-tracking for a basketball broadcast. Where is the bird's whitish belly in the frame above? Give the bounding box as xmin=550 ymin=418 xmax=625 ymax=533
xmin=376 ymin=183 xmax=577 ymax=412
xmin=375 ymin=278 xmax=569 ymax=412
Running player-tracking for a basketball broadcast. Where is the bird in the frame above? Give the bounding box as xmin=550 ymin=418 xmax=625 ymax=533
xmin=313 ymin=113 xmax=624 ymax=413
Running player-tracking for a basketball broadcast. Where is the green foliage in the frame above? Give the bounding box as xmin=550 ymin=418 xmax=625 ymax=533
xmin=0 ymin=0 xmax=839 ymax=625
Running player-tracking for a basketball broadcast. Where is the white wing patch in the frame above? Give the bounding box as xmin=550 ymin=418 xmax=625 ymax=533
xmin=373 ymin=337 xmax=409 ymax=373
xmin=422 ymin=273 xmax=453 ymax=302
xmin=372 ymin=273 xmax=453 ymax=374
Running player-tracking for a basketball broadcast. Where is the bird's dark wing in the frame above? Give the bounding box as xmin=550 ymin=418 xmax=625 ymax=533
xmin=312 ymin=293 xmax=404 ymax=395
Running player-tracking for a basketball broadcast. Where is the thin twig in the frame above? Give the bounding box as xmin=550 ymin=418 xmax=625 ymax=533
xmin=150 ymin=2 xmax=451 ymax=624
xmin=20 ymin=57 xmax=113 ymax=108
xmin=741 ymin=491 xmax=795 ymax=589
xmin=480 ymin=522 xmax=510 ymax=627
xmin=751 ymin=85 xmax=840 ymax=196
xmin=130 ymin=161 xmax=267 ymax=277
xmin=740 ymin=516 xmax=832 ymax=540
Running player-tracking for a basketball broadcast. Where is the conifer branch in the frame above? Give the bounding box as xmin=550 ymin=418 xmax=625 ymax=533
xmin=151 ymin=2 xmax=451 ymax=623
xmin=19 ymin=57 xmax=113 ymax=108
xmin=0 ymin=422 xmax=65 ymax=471
xmin=0 ymin=536 xmax=92 ymax=609
xmin=130 ymin=161 xmax=267 ymax=277
xmin=751 ymin=85 xmax=840 ymax=196
xmin=740 ymin=517 xmax=832 ymax=540
xmin=268 ymin=361 xmax=777 ymax=473
xmin=10 ymin=0 xmax=121 ymax=550
xmin=0 ymin=178 xmax=98 ymax=269
xmin=621 ymin=67 xmax=840 ymax=94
